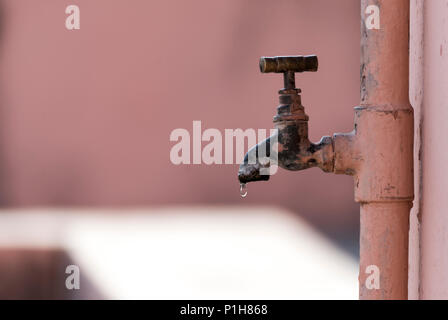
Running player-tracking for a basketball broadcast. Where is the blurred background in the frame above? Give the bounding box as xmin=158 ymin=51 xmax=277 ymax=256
xmin=0 ymin=0 xmax=361 ymax=299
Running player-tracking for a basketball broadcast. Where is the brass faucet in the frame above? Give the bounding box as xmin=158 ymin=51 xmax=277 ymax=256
xmin=238 ymin=55 xmax=334 ymax=184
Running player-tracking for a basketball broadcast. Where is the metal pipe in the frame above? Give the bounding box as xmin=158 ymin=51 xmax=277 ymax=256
xmin=359 ymin=0 xmax=413 ymax=300
xmin=335 ymin=0 xmax=414 ymax=299
xmin=359 ymin=202 xmax=411 ymax=299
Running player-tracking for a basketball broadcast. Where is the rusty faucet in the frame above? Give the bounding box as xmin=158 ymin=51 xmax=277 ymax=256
xmin=238 ymin=55 xmax=334 ymax=184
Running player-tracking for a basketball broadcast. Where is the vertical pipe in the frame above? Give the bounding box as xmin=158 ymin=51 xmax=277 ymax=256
xmin=358 ymin=0 xmax=414 ymax=300
xmin=361 ymin=0 xmax=411 ymax=107
xmin=359 ymin=203 xmax=411 ymax=299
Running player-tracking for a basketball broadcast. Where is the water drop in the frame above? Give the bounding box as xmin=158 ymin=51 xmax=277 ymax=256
xmin=240 ymin=183 xmax=248 ymax=198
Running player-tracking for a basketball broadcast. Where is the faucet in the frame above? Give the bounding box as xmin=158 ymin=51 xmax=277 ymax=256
xmin=238 ymin=55 xmax=334 ymax=184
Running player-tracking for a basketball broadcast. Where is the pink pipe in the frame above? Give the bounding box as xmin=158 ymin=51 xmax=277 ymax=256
xmin=334 ymin=0 xmax=414 ymax=299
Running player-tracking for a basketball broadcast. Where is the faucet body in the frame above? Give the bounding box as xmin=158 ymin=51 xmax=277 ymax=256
xmin=274 ymin=88 xmax=333 ymax=173
xmin=238 ymin=56 xmax=333 ymax=184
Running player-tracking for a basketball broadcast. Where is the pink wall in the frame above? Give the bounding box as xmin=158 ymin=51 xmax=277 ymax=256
xmin=0 ymin=1 xmax=360 ymax=234
xmin=417 ymin=0 xmax=448 ymax=299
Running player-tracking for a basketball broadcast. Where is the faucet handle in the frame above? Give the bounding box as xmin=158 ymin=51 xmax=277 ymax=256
xmin=259 ymin=55 xmax=318 ymax=73
xmin=259 ymin=55 xmax=318 ymax=90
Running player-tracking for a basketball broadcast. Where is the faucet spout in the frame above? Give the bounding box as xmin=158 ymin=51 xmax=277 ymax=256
xmin=238 ymin=133 xmax=278 ymax=184
xmin=238 ymin=122 xmax=334 ymax=184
